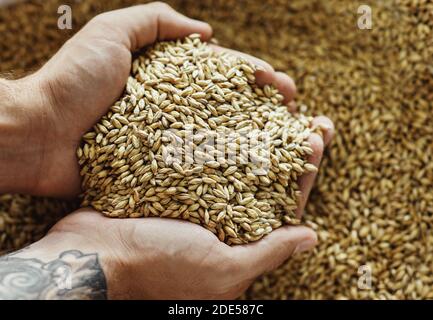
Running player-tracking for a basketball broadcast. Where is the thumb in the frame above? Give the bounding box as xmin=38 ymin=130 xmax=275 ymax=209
xmin=85 ymin=3 xmax=213 ymax=52
xmin=228 ymin=226 xmax=317 ymax=279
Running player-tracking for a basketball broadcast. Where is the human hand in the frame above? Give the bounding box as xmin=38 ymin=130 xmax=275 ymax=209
xmin=2 ymin=3 xmax=213 ymax=197
xmin=0 ymin=3 xmax=334 ymax=299
xmin=0 ymin=2 xmax=333 ymax=200
xmin=14 ymin=118 xmax=332 ymax=299
xmin=10 ymin=197 xmax=330 ymax=300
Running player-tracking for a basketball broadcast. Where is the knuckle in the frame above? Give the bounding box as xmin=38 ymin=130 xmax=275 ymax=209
xmin=87 ymin=13 xmax=114 ymax=32
xmin=149 ymin=1 xmax=173 ymax=12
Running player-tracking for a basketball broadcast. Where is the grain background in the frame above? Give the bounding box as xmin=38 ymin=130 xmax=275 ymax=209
xmin=0 ymin=0 xmax=432 ymax=299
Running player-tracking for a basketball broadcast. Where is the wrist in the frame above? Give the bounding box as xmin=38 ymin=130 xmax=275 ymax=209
xmin=39 ymin=221 xmax=134 ymax=300
xmin=0 ymin=75 xmax=51 ymax=195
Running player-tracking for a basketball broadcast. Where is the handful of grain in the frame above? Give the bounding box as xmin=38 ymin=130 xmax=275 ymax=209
xmin=77 ymin=34 xmax=317 ymax=244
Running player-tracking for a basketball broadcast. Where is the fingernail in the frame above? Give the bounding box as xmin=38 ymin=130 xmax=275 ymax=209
xmin=293 ymin=239 xmax=317 ymax=255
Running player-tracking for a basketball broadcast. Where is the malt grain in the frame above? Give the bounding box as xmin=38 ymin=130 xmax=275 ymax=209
xmin=77 ymin=34 xmax=316 ymax=245
xmin=1 ymin=0 xmax=432 ymax=300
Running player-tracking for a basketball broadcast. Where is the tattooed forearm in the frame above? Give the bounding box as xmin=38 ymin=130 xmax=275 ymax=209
xmin=0 ymin=250 xmax=107 ymax=300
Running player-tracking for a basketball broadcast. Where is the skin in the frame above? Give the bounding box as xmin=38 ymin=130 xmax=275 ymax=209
xmin=0 ymin=2 xmax=334 ymax=300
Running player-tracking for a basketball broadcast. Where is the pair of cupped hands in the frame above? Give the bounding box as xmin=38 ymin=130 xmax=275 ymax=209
xmin=3 ymin=3 xmax=333 ymax=299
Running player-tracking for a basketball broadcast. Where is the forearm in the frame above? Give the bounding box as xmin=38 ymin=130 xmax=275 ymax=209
xmin=0 ymin=231 xmax=111 ymax=300
xmin=0 ymin=77 xmax=47 ymax=194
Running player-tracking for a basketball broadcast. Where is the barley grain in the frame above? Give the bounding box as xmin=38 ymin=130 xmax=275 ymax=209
xmin=1 ymin=0 xmax=432 ymax=300
xmin=76 ymin=35 xmax=316 ymax=244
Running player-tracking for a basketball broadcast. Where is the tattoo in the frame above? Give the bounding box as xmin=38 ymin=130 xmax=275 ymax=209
xmin=0 ymin=250 xmax=107 ymax=300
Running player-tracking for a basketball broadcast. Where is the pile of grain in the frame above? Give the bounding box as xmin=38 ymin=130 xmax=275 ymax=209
xmin=1 ymin=0 xmax=432 ymax=299
xmin=77 ymin=34 xmax=316 ymax=244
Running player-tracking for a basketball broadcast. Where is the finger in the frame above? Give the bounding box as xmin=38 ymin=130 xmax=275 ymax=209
xmin=295 ymin=116 xmax=334 ymax=218
xmin=227 ymin=225 xmax=317 ymax=279
xmin=295 ymin=132 xmax=324 ymax=218
xmin=210 ymin=45 xmax=297 ymax=103
xmin=287 ymin=100 xmax=297 ymax=113
xmin=88 ymin=2 xmax=213 ymax=51
xmin=312 ymin=115 xmax=335 ymax=146
xmin=274 ymin=71 xmax=297 ymax=103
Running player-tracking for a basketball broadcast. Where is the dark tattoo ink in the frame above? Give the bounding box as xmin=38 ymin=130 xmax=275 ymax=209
xmin=0 ymin=250 xmax=107 ymax=300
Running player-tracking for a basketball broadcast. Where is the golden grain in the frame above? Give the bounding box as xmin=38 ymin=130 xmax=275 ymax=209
xmin=1 ymin=0 xmax=432 ymax=300
xmin=76 ymin=35 xmax=316 ymax=244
